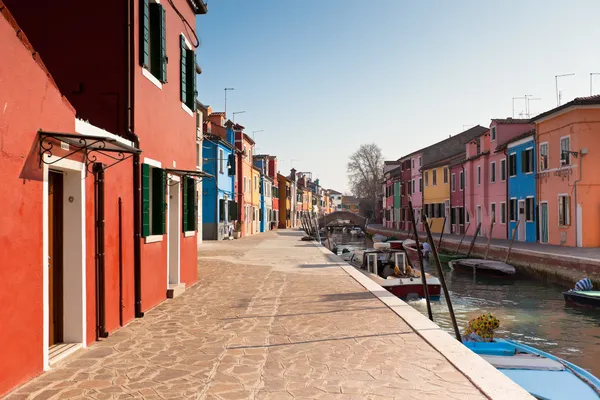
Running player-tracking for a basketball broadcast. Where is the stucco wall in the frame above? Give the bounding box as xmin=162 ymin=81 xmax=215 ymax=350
xmin=0 ymin=7 xmax=76 ymax=394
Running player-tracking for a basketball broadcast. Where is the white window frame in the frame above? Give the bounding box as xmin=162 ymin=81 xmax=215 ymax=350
xmin=509 ymin=153 xmax=517 ymax=178
xmin=424 ymin=171 xmax=429 ymax=187
xmin=500 ymin=202 xmax=506 ymax=224
xmin=490 ymin=161 xmax=496 ymax=183
xmin=459 ymin=171 xmax=464 ymax=191
xmin=558 ymin=193 xmax=570 ymax=226
xmin=509 ymin=197 xmax=518 ymax=222
xmin=219 ymin=149 xmax=224 ymax=174
xmin=443 ymin=167 xmax=448 ymax=184
xmin=432 ymin=169 xmax=437 ymax=186
xmin=500 ymin=158 xmax=507 ymax=181
xmin=491 ymin=126 xmax=497 ymax=141
xmin=539 ymin=142 xmax=549 ymax=171
xmin=526 ymin=196 xmax=535 ymax=222
xmin=560 ymin=135 xmax=571 ymax=166
xmin=524 ymin=147 xmax=534 ymax=174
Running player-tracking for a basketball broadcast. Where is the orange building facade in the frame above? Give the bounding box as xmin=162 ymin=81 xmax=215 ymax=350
xmin=533 ymin=97 xmax=600 ymax=247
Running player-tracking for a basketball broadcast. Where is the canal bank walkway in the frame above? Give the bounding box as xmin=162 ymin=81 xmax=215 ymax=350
xmin=7 ymin=230 xmax=531 ymax=400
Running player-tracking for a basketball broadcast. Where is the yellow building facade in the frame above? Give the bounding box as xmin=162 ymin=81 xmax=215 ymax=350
xmin=422 ymin=163 xmax=451 ymax=233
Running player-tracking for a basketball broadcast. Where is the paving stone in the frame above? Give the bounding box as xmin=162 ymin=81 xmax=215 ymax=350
xmin=5 ymin=231 xmax=486 ymax=399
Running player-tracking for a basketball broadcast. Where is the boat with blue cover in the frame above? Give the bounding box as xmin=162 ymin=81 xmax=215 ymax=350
xmin=464 ymin=339 xmax=600 ymax=399
xmin=563 ymin=278 xmax=600 ymax=308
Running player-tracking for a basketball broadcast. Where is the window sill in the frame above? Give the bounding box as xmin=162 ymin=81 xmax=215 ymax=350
xmin=142 ymin=68 xmax=163 ymax=89
xmin=145 ymin=235 xmax=164 ymax=244
xmin=558 ymin=225 xmax=571 ymax=229
xmin=184 ymin=231 xmax=195 ymax=237
xmin=182 ymin=103 xmax=194 ymax=117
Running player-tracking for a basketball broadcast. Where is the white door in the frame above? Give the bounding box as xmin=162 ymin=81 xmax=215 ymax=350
xmin=168 ymin=181 xmax=180 ymax=286
xmin=518 ymin=200 xmax=526 ymax=242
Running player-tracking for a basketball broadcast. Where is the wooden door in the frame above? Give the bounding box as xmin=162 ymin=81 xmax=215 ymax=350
xmin=48 ymin=171 xmax=64 ymax=345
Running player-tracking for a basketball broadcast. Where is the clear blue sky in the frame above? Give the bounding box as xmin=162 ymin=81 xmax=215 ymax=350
xmin=196 ymin=0 xmax=600 ymax=193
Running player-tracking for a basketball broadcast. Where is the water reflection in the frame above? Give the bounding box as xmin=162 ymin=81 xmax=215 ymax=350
xmin=329 ymin=232 xmax=600 ymax=376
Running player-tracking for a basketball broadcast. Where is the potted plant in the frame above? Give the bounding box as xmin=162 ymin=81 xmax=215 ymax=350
xmin=233 ymin=221 xmax=242 ymax=239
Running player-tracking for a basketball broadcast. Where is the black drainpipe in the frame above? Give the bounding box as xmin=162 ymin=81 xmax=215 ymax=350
xmin=94 ymin=163 xmax=109 ymax=339
xmin=503 ymin=148 xmax=509 ymax=239
xmin=461 ymin=163 xmax=466 ymax=234
xmin=126 ymin=0 xmax=143 ymax=318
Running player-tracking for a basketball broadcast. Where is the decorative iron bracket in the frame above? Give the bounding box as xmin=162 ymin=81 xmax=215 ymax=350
xmin=39 ymin=131 xmax=140 ymax=177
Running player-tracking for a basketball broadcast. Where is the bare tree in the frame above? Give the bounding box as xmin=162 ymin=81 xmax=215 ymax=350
xmin=347 ymin=144 xmax=383 ymax=219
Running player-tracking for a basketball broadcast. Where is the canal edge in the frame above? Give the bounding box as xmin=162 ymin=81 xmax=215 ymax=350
xmin=312 ymin=242 xmax=535 ymax=400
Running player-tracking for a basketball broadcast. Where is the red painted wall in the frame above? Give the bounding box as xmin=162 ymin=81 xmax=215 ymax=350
xmin=134 ymin=0 xmax=199 ymax=310
xmin=3 ymin=0 xmax=138 ymax=344
xmin=0 ymin=6 xmax=76 ymax=395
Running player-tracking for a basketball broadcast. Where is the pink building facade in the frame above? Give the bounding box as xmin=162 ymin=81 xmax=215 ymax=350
xmin=409 ymin=153 xmax=424 ymax=230
xmin=449 ymin=160 xmax=466 ymax=234
xmin=464 ymin=119 xmax=533 ymax=239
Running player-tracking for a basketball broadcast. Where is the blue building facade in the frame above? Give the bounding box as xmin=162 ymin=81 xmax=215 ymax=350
xmin=202 ymin=132 xmax=237 ymax=240
xmin=254 ymin=158 xmax=268 ymax=232
xmin=507 ymin=134 xmax=536 ymax=242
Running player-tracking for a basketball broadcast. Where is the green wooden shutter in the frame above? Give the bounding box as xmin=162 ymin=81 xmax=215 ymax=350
xmin=186 ymin=48 xmax=196 ymax=110
xmin=180 ymin=37 xmax=187 ymax=103
xmin=140 ymin=0 xmax=150 ymax=68
xmin=219 ymin=199 xmax=225 ymax=222
xmin=191 ymin=182 xmax=198 ymax=231
xmin=152 ymin=168 xmax=166 ymax=235
xmin=159 ymin=5 xmax=167 ymax=83
xmin=142 ymin=163 xmax=151 ymax=237
xmin=149 ymin=4 xmax=162 ymax=78
xmin=182 ymin=177 xmax=189 ymax=232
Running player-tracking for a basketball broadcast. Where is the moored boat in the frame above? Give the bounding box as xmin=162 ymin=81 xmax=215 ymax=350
xmin=449 ymin=259 xmax=516 ymax=276
xmin=563 ymin=290 xmax=600 ymax=308
xmin=465 ymin=339 xmax=600 ymax=399
xmin=563 ymin=278 xmax=600 ymax=308
xmin=436 ymin=252 xmax=467 ymax=264
xmin=347 ymin=249 xmax=441 ymax=300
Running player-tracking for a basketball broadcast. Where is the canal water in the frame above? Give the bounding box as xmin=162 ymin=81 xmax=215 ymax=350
xmin=328 ymin=231 xmax=600 ymax=376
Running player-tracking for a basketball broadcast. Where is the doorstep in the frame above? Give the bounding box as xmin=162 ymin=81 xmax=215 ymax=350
xmin=167 ymin=283 xmax=186 ymax=299
xmin=49 ymin=343 xmax=82 ymax=367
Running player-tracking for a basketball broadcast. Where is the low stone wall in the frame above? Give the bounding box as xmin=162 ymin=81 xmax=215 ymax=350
xmin=366 ymin=226 xmax=600 ymax=288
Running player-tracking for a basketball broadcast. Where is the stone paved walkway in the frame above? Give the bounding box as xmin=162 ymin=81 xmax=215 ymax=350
xmin=8 ymin=231 xmax=488 ymax=400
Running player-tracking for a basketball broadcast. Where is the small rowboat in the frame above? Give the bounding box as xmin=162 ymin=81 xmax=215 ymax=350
xmin=436 ymin=252 xmax=467 ymax=264
xmin=449 ymin=259 xmax=516 ymax=276
xmin=563 ymin=290 xmax=600 ymax=308
xmin=465 ymin=339 xmax=600 ymax=399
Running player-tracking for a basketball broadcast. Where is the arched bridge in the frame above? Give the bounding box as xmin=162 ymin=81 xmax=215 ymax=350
xmin=318 ymin=211 xmax=366 ymax=229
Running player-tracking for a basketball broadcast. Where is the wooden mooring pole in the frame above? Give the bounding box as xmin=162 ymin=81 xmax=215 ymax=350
xmin=423 ymin=214 xmax=462 ymax=342
xmin=484 ymin=217 xmax=495 ymax=260
xmin=505 ymin=220 xmax=520 ymax=263
xmin=408 ymin=199 xmax=433 ymax=321
xmin=438 ymin=216 xmax=447 ymax=249
xmin=466 ymin=223 xmax=482 ymax=257
xmin=455 ymin=222 xmax=470 ymax=254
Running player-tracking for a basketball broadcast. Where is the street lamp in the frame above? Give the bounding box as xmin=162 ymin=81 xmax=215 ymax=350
xmin=224 ymin=88 xmax=234 ymax=117
xmin=555 ymin=73 xmax=575 ymax=106
xmin=232 ymin=110 xmax=245 ymax=123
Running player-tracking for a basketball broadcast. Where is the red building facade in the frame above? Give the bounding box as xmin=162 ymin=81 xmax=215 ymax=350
xmin=1 ymin=0 xmax=207 ymax=394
